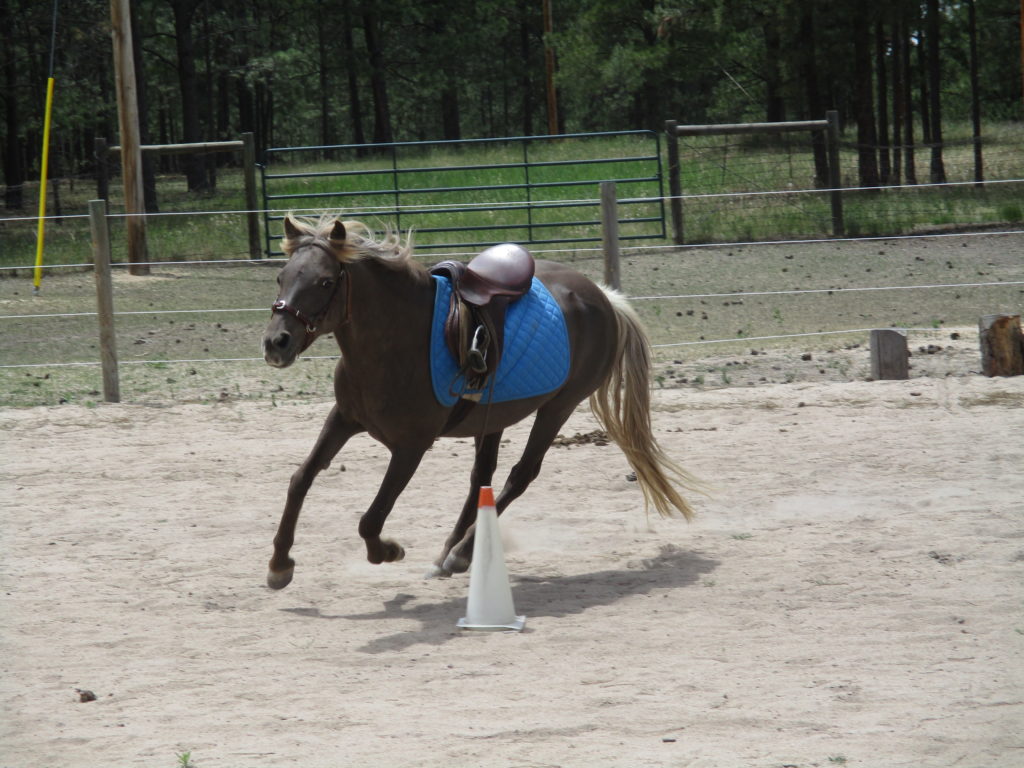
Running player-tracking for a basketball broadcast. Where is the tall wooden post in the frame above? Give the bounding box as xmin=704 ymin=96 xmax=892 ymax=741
xmin=600 ymin=181 xmax=621 ymax=291
xmin=826 ymin=110 xmax=845 ymax=237
xmin=94 ymin=137 xmax=109 ymax=201
xmin=89 ymin=200 xmax=120 ymax=402
xmin=110 ymin=0 xmax=149 ymax=275
xmin=241 ymin=132 xmax=261 ymax=259
xmin=664 ymin=120 xmax=683 ymax=244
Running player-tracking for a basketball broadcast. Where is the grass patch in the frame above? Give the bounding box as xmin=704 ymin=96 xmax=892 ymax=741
xmin=2 ymin=122 xmax=1019 ymax=271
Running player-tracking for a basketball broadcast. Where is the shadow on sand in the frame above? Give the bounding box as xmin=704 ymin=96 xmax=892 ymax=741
xmin=281 ymin=544 xmax=719 ymax=653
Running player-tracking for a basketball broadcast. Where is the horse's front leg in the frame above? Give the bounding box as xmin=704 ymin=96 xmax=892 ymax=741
xmin=358 ymin=444 xmax=431 ymax=564
xmin=268 ymin=405 xmax=361 ymax=590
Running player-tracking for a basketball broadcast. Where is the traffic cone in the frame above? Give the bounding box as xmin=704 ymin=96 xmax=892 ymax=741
xmin=457 ymin=486 xmax=526 ymax=632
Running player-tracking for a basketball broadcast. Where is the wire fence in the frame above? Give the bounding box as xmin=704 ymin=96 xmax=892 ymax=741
xmin=1 ymin=188 xmax=1021 ymax=405
xmin=1 ymin=189 xmax=1023 ymax=271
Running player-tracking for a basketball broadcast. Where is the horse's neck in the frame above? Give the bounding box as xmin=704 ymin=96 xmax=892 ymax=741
xmin=336 ymin=259 xmax=432 ymax=354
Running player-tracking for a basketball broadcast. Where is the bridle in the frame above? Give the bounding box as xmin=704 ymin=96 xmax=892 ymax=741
xmin=271 ymin=298 xmax=322 ymax=334
xmin=270 ymin=243 xmax=351 ymax=349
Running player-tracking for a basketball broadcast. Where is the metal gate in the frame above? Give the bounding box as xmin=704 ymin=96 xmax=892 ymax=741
xmin=259 ymin=130 xmax=665 ymax=256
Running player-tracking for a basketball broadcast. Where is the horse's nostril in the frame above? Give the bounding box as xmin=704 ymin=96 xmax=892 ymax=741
xmin=274 ymin=331 xmax=291 ymax=350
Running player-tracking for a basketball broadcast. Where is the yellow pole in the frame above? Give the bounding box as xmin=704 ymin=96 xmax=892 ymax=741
xmin=33 ymin=76 xmax=56 ymax=294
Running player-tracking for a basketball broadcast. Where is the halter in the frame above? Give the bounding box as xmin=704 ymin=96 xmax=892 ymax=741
xmin=270 ymin=242 xmax=350 ymax=347
xmin=271 ymin=299 xmax=320 ymax=334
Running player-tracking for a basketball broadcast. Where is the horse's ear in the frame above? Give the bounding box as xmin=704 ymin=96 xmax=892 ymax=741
xmin=283 ymin=216 xmax=301 ymax=240
xmin=329 ymin=220 xmax=347 ymax=244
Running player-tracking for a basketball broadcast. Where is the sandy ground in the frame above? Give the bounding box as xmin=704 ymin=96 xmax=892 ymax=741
xmin=2 ymin=374 xmax=1023 ymax=768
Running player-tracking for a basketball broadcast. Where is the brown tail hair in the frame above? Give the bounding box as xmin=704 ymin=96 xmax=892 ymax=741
xmin=589 ymin=288 xmax=698 ymax=520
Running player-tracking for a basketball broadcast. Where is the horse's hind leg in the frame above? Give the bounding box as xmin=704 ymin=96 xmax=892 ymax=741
xmin=268 ymin=404 xmax=360 ymax=590
xmin=429 ymin=431 xmax=502 ymax=577
xmin=444 ymin=401 xmax=577 ymax=573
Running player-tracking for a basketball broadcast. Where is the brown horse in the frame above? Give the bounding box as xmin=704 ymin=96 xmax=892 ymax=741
xmin=261 ymin=215 xmax=697 ymax=589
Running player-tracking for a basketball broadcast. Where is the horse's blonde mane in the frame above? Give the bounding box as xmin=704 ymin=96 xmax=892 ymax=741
xmin=282 ymin=214 xmax=424 ymax=276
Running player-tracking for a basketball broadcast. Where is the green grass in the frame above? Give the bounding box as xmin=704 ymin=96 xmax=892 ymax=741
xmin=3 ymin=122 xmax=1016 ymax=271
xmin=1 ymin=123 xmax=1020 ymax=406
xmin=261 ymin=133 xmax=665 ymax=252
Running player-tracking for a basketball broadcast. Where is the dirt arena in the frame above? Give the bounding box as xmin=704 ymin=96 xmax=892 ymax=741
xmin=2 ymin=372 xmax=1022 ymax=767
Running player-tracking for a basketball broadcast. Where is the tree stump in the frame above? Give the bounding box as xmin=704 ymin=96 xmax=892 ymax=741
xmin=979 ymin=314 xmax=1024 ymax=376
xmin=870 ymin=329 xmax=909 ymax=380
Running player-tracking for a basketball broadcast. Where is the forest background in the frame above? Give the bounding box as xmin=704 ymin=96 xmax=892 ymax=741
xmin=1 ymin=0 xmax=1022 ymax=209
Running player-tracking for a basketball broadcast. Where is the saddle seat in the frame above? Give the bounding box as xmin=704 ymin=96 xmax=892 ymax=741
xmin=430 ymin=243 xmax=536 ymax=388
xmin=456 ymin=243 xmax=536 ymax=305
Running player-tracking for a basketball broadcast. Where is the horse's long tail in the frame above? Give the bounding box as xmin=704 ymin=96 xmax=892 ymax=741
xmin=589 ymin=287 xmax=699 ymax=520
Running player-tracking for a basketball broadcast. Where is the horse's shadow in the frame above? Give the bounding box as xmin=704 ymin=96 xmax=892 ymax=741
xmin=281 ymin=544 xmax=718 ymax=653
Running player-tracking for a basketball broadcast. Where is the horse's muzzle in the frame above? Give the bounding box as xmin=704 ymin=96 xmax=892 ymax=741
xmin=263 ymin=325 xmax=298 ymax=368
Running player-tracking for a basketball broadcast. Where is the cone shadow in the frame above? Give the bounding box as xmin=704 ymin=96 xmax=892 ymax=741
xmin=280 ymin=544 xmax=719 ymax=653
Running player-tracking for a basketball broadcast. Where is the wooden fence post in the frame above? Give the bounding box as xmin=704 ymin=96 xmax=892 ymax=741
xmin=600 ymin=181 xmax=621 ymax=291
xmin=870 ymin=328 xmax=909 ymax=380
xmin=241 ymin=132 xmax=261 ymax=259
xmin=826 ymin=109 xmax=845 ymax=237
xmin=664 ymin=120 xmax=684 ymax=245
xmin=978 ymin=314 xmax=1024 ymax=376
xmin=95 ymin=137 xmax=109 ymax=201
xmin=89 ymin=199 xmax=120 ymax=403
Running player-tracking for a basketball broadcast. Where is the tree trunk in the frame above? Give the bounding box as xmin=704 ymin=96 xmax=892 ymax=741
xmin=798 ymin=1 xmax=828 ymax=188
xmin=363 ymin=11 xmax=393 ymax=144
xmin=874 ymin=21 xmax=891 ymax=185
xmin=967 ymin=0 xmax=983 ymax=185
xmin=342 ymin=0 xmax=365 ymax=147
xmin=441 ymin=83 xmax=461 ymax=140
xmin=901 ymin=15 xmax=917 ymax=185
xmin=916 ymin=24 xmax=931 ymax=145
xmin=925 ymin=0 xmax=946 ymax=183
xmin=979 ymin=315 xmax=1024 ymax=376
xmin=200 ymin=4 xmax=216 ymax=188
xmin=2 ymin=0 xmax=24 ymax=210
xmin=317 ymin=1 xmax=333 ymax=147
xmin=519 ymin=4 xmax=534 ymax=136
xmin=235 ymin=67 xmax=255 ymax=141
xmin=761 ymin=10 xmax=785 ymax=122
xmin=852 ymin=6 xmax=880 ymax=187
xmin=890 ymin=13 xmax=903 ymax=185
xmin=171 ymin=0 xmax=209 ymax=192
xmin=129 ymin=0 xmax=159 ymax=211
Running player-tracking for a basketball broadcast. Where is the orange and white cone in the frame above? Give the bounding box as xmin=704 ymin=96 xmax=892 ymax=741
xmin=457 ymin=486 xmax=526 ymax=632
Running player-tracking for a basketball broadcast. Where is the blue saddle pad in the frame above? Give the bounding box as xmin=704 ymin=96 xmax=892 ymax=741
xmin=429 ymin=274 xmax=570 ymax=407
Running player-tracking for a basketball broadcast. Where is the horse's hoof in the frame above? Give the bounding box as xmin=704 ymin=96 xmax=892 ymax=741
xmin=368 ymin=539 xmax=405 ymax=564
xmin=383 ymin=539 xmax=405 ymax=562
xmin=267 ymin=567 xmax=294 ymax=590
xmin=442 ymin=551 xmax=471 ymax=574
xmin=425 ymin=564 xmax=452 ymax=579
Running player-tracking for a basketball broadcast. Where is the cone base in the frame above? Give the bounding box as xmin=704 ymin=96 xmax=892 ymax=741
xmin=457 ymin=615 xmax=526 ymax=632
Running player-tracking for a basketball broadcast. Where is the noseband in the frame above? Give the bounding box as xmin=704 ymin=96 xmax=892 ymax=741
xmin=270 ymin=257 xmax=350 ymax=349
xmin=271 ymin=299 xmax=320 ymax=334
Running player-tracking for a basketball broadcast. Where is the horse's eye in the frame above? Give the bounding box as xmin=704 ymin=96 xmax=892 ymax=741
xmin=320 ymin=278 xmax=334 ymax=289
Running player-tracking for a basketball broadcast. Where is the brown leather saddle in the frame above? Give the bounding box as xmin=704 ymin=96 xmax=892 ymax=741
xmin=430 ymin=243 xmax=536 ymax=393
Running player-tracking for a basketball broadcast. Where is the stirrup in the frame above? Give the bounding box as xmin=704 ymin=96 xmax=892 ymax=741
xmin=467 ymin=324 xmax=489 ymax=374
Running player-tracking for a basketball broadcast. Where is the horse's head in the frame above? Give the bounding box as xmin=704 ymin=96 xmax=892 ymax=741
xmin=263 ymin=216 xmax=348 ymax=368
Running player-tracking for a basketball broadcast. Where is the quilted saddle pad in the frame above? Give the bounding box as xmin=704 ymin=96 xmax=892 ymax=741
xmin=429 ymin=274 xmax=570 ymax=407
